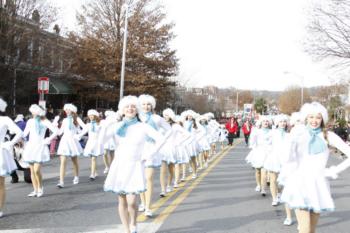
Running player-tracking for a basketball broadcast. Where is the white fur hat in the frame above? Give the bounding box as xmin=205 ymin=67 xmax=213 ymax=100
xmin=87 ymin=109 xmax=99 ymax=117
xmin=163 ymin=108 xmax=176 ymax=121
xmin=63 ymin=103 xmax=77 ymax=113
xmin=205 ymin=112 xmax=215 ymax=119
xmin=255 ymin=119 xmax=262 ymax=127
xmin=274 ymin=114 xmax=289 ymax=124
xmin=118 ymin=95 xmax=140 ymax=112
xmin=290 ymin=112 xmax=303 ymax=125
xmin=138 ymin=94 xmax=156 ymax=109
xmin=0 ymin=98 xmax=7 ymax=112
xmin=300 ymin=102 xmax=328 ymax=124
xmin=14 ymin=114 xmax=24 ymax=122
xmin=198 ymin=115 xmax=208 ymax=122
xmin=29 ymin=104 xmax=46 ymax=116
xmin=104 ymin=110 xmax=115 ymax=118
xmin=260 ymin=115 xmax=272 ymax=124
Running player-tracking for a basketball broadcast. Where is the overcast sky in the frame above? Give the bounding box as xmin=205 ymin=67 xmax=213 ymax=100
xmin=53 ymin=0 xmax=333 ymax=91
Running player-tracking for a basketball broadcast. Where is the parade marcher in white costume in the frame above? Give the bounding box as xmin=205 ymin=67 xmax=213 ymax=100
xmin=197 ymin=115 xmax=210 ymax=168
xmin=281 ymin=102 xmax=350 ymax=233
xmin=248 ymin=116 xmax=272 ymax=196
xmin=278 ymin=112 xmax=304 ymax=226
xmin=183 ymin=110 xmax=201 ymax=179
xmin=138 ymin=94 xmax=171 ymax=217
xmin=101 ymin=110 xmax=119 ymax=174
xmin=22 ymin=104 xmax=58 ymax=197
xmin=263 ymin=114 xmax=289 ymax=206
xmin=102 ymin=95 xmax=165 ymax=233
xmin=160 ymin=108 xmax=191 ymax=195
xmin=0 ymin=98 xmax=22 ymax=217
xmin=205 ymin=112 xmax=220 ymax=157
xmin=218 ymin=124 xmax=228 ymax=151
xmin=56 ymin=103 xmax=86 ymax=188
xmin=77 ymin=109 xmax=103 ymax=180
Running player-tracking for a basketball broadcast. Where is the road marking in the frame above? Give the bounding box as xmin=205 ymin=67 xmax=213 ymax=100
xmin=152 ymin=140 xmax=241 ymax=226
xmin=137 ymin=143 xmax=231 ymax=222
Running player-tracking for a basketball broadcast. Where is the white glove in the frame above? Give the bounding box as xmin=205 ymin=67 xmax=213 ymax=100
xmin=74 ymin=134 xmax=81 ymax=141
xmin=324 ymin=166 xmax=338 ymax=180
xmin=43 ymin=138 xmax=51 ymax=145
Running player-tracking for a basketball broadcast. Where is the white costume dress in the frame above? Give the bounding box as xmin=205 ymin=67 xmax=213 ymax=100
xmin=140 ymin=113 xmax=171 ymax=168
xmin=22 ymin=118 xmax=58 ymax=163
xmin=184 ymin=121 xmax=200 ymax=157
xmin=160 ymin=123 xmax=191 ymax=164
xmin=281 ymin=129 xmax=350 ymax=213
xmin=0 ymin=116 xmax=22 ymax=176
xmin=208 ymin=119 xmax=220 ymax=144
xmin=218 ymin=128 xmax=228 ymax=143
xmin=101 ymin=118 xmax=117 ymax=151
xmin=80 ymin=121 xmax=103 ymax=157
xmin=196 ymin=124 xmax=210 ymax=152
xmin=56 ymin=116 xmax=86 ymax=156
xmin=103 ymin=120 xmax=165 ymax=194
xmin=263 ymin=129 xmax=290 ymax=173
xmin=246 ymin=128 xmax=272 ymax=168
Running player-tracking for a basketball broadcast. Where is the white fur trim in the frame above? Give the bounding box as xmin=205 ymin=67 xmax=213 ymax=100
xmin=0 ymin=98 xmax=7 ymax=112
xmin=63 ymin=103 xmax=77 ymax=113
xmin=162 ymin=108 xmax=176 ymax=121
xmin=300 ymin=102 xmax=328 ymax=124
xmin=274 ymin=114 xmax=289 ymax=124
xmin=138 ymin=94 xmax=156 ymax=109
xmin=29 ymin=104 xmax=46 ymax=116
xmin=87 ymin=109 xmax=99 ymax=117
xmin=118 ymin=95 xmax=140 ymax=112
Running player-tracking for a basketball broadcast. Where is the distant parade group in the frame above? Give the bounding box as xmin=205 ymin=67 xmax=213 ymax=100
xmin=1 ymin=95 xmax=350 ymax=233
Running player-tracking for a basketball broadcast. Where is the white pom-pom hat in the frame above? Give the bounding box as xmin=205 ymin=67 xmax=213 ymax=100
xmin=87 ymin=109 xmax=99 ymax=117
xmin=138 ymin=94 xmax=156 ymax=109
xmin=0 ymin=98 xmax=7 ymax=112
xmin=29 ymin=104 xmax=46 ymax=116
xmin=163 ymin=108 xmax=176 ymax=121
xmin=300 ymin=102 xmax=328 ymax=124
xmin=118 ymin=95 xmax=140 ymax=113
xmin=63 ymin=103 xmax=77 ymax=113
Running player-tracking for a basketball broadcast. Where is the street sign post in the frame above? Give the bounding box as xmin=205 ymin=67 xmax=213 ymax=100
xmin=38 ymin=77 xmax=49 ymax=108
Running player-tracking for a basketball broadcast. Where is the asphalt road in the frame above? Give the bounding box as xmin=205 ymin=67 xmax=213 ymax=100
xmin=1 ymin=140 xmax=350 ymax=233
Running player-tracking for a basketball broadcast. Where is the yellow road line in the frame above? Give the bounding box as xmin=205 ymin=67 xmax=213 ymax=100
xmin=137 ymin=144 xmax=230 ymax=222
xmin=152 ymin=140 xmax=241 ymax=224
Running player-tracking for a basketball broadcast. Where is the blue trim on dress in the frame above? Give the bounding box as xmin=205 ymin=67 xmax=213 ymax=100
xmin=282 ymin=201 xmax=335 ymax=213
xmin=23 ymin=159 xmax=50 ymax=164
xmin=104 ymin=188 xmax=147 ymax=195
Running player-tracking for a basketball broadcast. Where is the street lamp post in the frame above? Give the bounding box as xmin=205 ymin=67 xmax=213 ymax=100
xmin=120 ymin=4 xmax=129 ymax=100
xmin=283 ymin=71 xmax=304 ymax=107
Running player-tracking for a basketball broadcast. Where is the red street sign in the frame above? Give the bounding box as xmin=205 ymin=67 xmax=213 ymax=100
xmin=38 ymin=77 xmax=49 ymax=94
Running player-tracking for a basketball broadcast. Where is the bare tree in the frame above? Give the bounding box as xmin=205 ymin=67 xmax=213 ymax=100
xmin=306 ymin=0 xmax=350 ymax=71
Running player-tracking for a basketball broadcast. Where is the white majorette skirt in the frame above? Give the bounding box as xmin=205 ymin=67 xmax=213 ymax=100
xmin=143 ymin=141 xmax=162 ymax=168
xmin=0 ymin=145 xmax=17 ymax=177
xmin=57 ymin=135 xmax=83 ymax=157
xmin=104 ymin=158 xmax=146 ymax=195
xmin=22 ymin=140 xmax=50 ymax=163
xmin=83 ymin=138 xmax=103 ymax=157
xmin=281 ymin=170 xmax=334 ymax=213
xmin=160 ymin=143 xmax=177 ymax=164
xmin=249 ymin=146 xmax=270 ymax=169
